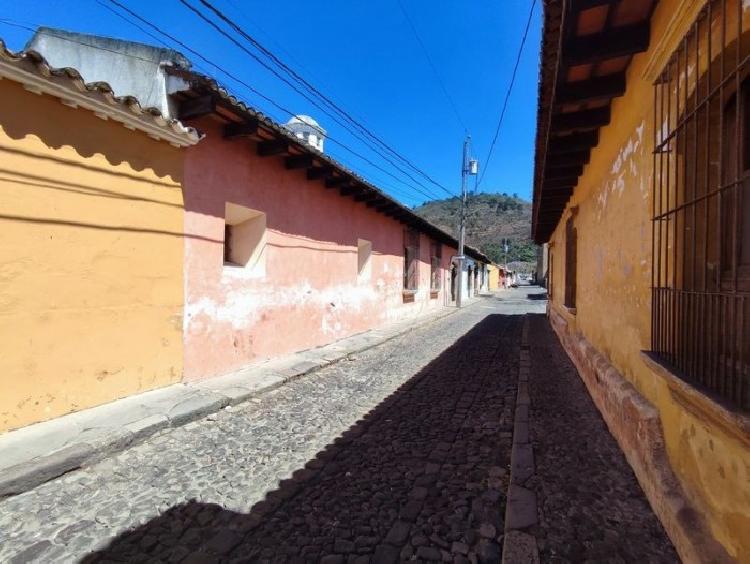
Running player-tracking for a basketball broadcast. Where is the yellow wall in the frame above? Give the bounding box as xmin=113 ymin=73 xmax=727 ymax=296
xmin=547 ymin=0 xmax=749 ymax=558
xmin=488 ymin=265 xmax=500 ymax=290
xmin=0 ymin=79 xmax=185 ymax=433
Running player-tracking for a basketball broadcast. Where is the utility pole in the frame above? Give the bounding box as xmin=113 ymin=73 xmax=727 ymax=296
xmin=503 ymin=238 xmax=510 ymax=287
xmin=456 ymin=136 xmax=474 ymax=308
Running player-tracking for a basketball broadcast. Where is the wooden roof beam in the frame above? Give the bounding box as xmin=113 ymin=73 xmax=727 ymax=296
xmin=557 ymin=74 xmax=626 ymax=105
xmin=542 ymin=193 xmax=573 ymax=201
xmin=307 ymin=166 xmax=333 ymax=181
xmin=285 ymin=154 xmax=314 ymax=170
xmin=376 ymin=202 xmax=399 ymax=212
xmin=257 ymin=139 xmax=288 ymax=157
xmin=546 ymin=150 xmax=590 ymax=167
xmin=546 ymin=164 xmax=583 ymax=179
xmin=543 ymin=184 xmax=574 ymax=193
xmin=548 ymin=131 xmax=598 ymax=154
xmin=566 ymin=23 xmax=650 ymax=66
xmin=354 ymin=192 xmax=379 ymax=203
xmin=543 ymin=177 xmax=578 ymax=188
xmin=550 ymin=107 xmax=610 ymax=133
xmin=366 ymin=197 xmax=387 ymax=208
xmin=340 ymin=184 xmax=363 ymax=196
xmin=325 ymin=175 xmax=348 ymax=188
xmin=570 ymin=0 xmax=616 ymax=12
xmin=224 ymin=120 xmax=259 ymax=139
xmin=177 ymin=94 xmax=216 ymax=120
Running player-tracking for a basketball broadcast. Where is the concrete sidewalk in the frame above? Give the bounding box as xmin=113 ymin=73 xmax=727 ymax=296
xmin=0 ymin=301 xmax=480 ymax=498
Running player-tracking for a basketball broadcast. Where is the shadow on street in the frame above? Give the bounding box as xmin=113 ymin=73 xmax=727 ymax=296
xmin=82 ymin=315 xmax=523 ymax=563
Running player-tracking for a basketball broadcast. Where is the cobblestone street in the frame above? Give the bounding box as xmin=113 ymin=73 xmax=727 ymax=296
xmin=0 ymin=288 xmax=678 ymax=563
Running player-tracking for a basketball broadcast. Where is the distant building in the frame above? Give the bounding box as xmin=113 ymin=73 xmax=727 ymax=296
xmin=285 ymin=115 xmax=326 ymax=152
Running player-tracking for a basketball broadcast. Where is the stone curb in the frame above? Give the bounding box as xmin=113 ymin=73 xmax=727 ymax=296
xmin=502 ymin=315 xmax=541 ymax=564
xmin=0 ymin=299 xmax=484 ymax=499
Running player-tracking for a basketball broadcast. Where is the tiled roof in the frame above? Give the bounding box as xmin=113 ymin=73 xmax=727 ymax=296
xmin=0 ymin=40 xmax=200 ymax=147
xmin=168 ymin=66 xmax=491 ymax=264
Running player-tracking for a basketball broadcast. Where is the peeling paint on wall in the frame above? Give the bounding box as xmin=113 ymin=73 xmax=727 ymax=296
xmin=597 ymin=120 xmax=647 ymax=220
xmin=182 ymin=116 xmax=465 ymax=381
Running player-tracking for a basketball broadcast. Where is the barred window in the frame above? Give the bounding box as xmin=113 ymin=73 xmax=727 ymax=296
xmin=403 ymin=228 xmax=420 ymax=291
xmin=652 ymin=0 xmax=750 ymax=410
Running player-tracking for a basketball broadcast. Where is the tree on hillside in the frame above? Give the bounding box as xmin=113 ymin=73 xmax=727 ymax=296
xmin=414 ymin=192 xmax=538 ymax=268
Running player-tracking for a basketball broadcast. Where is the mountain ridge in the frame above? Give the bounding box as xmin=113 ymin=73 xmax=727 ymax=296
xmin=414 ymin=192 xmax=537 ymax=268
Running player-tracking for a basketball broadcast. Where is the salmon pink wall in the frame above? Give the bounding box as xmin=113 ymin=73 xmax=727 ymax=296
xmin=183 ymin=118 xmax=459 ymax=381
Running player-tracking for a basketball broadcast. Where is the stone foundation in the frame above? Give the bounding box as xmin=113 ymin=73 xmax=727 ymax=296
xmin=548 ymin=307 xmax=733 ymax=564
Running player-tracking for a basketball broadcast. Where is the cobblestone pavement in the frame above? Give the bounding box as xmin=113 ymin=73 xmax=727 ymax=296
xmin=525 ymin=314 xmax=679 ymax=563
xmin=0 ymin=290 xmax=539 ymax=563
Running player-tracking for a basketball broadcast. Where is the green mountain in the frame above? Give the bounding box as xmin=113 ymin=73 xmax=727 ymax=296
xmin=414 ymin=192 xmax=537 ymax=267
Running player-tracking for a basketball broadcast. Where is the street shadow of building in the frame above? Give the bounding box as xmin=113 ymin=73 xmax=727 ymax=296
xmin=81 ymin=314 xmax=523 ymax=563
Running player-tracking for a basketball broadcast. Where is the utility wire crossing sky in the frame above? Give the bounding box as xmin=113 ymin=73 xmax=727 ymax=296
xmin=0 ymin=0 xmax=542 ymax=207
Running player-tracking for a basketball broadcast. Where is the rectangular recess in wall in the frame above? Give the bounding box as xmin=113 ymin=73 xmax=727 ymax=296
xmin=430 ymin=241 xmax=442 ymax=291
xmin=357 ymin=238 xmax=372 ymax=282
xmin=224 ymin=202 xmax=266 ymax=276
xmin=403 ymin=228 xmax=420 ymax=292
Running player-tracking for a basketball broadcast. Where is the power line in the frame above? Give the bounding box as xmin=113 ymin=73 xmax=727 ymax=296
xmin=224 ymin=0 xmax=381 ymax=134
xmin=0 ymin=6 xmax=446 ymax=204
xmin=395 ymin=0 xmax=468 ymax=134
xmin=97 ymin=0 xmax=441 ymax=203
xmin=0 ymin=19 xmax=34 ymax=33
xmin=172 ymin=0 xmax=447 ymax=201
xmin=1 ymin=17 xmax=169 ymax=67
xmin=195 ymin=0 xmax=448 ymax=190
xmin=0 ymin=14 xmax=213 ymax=81
xmin=477 ymin=0 xmax=537 ymax=189
xmin=191 ymin=0 xmax=456 ymax=198
xmin=0 ymin=15 xmax=434 ymax=204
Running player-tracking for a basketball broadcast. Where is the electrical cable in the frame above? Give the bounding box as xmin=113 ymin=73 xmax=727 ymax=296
xmin=99 ymin=0 xmax=442 ymax=203
xmin=476 ymin=0 xmax=537 ymax=189
xmin=395 ymin=0 xmax=468 ymax=134
xmin=176 ymin=0 xmax=450 ymax=200
xmin=0 ymin=15 xmax=435 ymax=204
xmin=192 ymin=0 xmax=456 ymax=197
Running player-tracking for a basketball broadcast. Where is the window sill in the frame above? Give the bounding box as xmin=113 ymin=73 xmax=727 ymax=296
xmin=641 ymin=351 xmax=750 ymax=448
xmin=564 ymin=305 xmax=577 ymax=315
xmin=430 ymin=290 xmax=439 ymax=299
xmin=402 ymin=289 xmax=417 ymax=303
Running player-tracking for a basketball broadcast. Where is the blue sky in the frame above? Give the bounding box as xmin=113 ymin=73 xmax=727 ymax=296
xmin=0 ymin=0 xmax=542 ymax=207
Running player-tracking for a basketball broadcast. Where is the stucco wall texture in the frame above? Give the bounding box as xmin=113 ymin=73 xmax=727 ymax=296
xmin=182 ymin=117 xmax=460 ymax=381
xmin=546 ymin=0 xmax=750 ymax=558
xmin=487 ymin=265 xmax=500 ymax=291
xmin=0 ymin=80 xmax=185 ymax=433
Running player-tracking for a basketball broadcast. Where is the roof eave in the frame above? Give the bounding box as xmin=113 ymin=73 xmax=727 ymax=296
xmin=170 ymin=69 xmax=491 ymax=263
xmin=0 ymin=42 xmax=200 ymax=148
